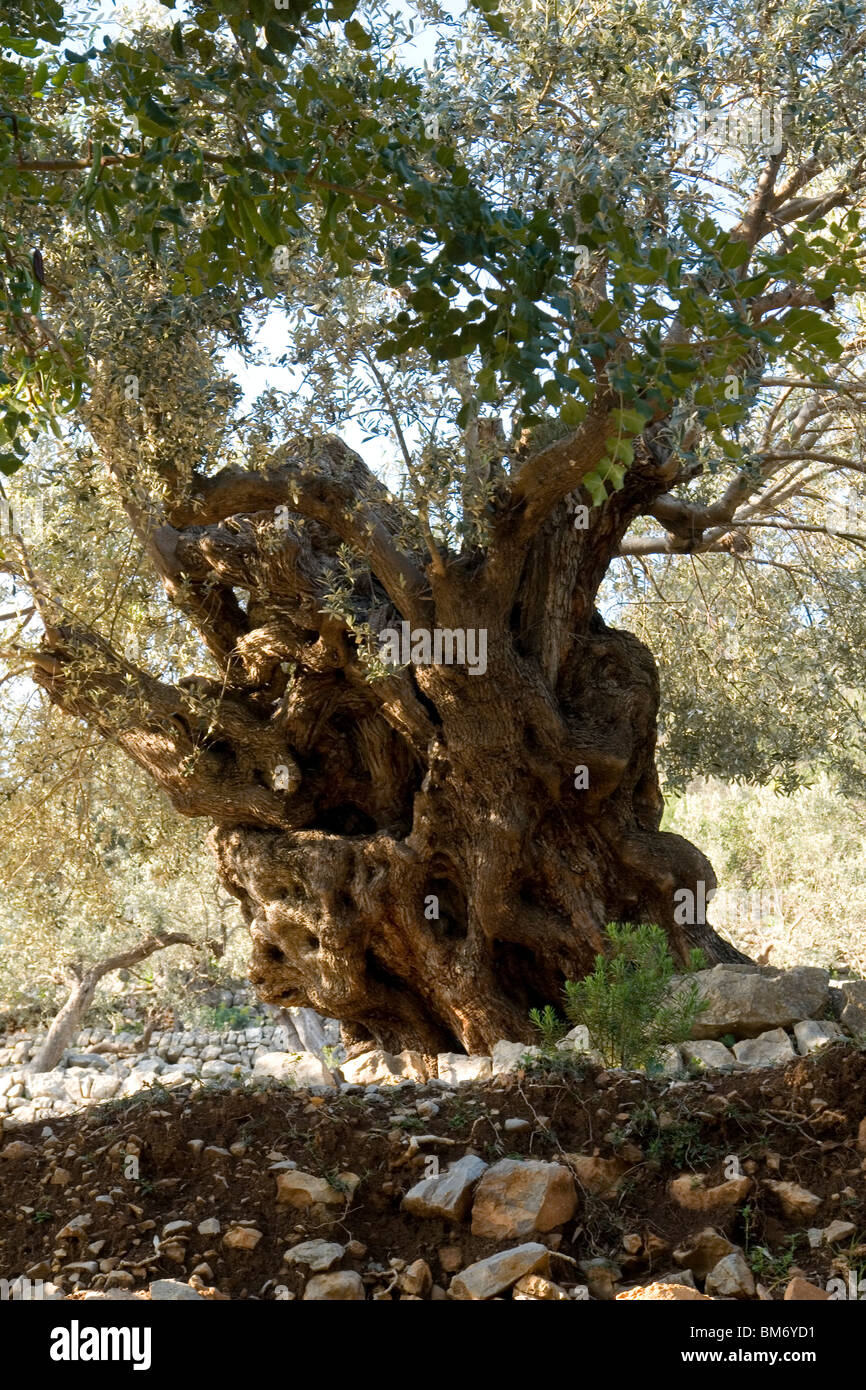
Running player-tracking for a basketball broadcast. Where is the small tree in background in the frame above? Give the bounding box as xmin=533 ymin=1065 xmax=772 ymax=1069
xmin=561 ymin=923 xmax=707 ymax=1070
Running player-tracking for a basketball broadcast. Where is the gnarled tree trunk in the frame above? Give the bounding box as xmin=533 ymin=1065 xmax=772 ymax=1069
xmin=208 ymin=526 xmax=742 ymax=1053
xmin=28 ymin=391 xmax=748 ymax=1055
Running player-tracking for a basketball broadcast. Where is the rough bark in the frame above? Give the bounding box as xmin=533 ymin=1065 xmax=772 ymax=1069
xmin=27 ymin=418 xmax=749 ymax=1055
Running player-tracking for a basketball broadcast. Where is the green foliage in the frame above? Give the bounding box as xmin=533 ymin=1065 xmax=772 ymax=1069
xmin=0 ymin=0 xmax=561 ymax=458
xmin=529 ymin=1003 xmax=567 ymax=1052
xmin=617 ymin=1099 xmax=717 ymax=1168
xmin=747 ymin=1235 xmax=799 ymax=1286
xmin=741 ymin=1205 xmax=800 ymax=1286
xmin=2 ymin=0 xmax=866 ymax=479
xmin=3 ymin=4 xmax=866 ymax=1034
xmin=199 ymin=1003 xmax=255 ymax=1030
xmin=646 ymin=1118 xmax=712 ymax=1169
xmin=646 ymin=1119 xmax=710 ymax=1169
xmin=0 ymin=681 xmax=249 ymax=1023
xmin=610 ymin=536 xmax=866 ymax=795
xmin=561 ymin=922 xmax=707 ymax=1070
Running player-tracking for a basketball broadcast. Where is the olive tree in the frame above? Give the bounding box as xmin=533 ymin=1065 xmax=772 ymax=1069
xmin=2 ymin=0 xmax=866 ymax=1051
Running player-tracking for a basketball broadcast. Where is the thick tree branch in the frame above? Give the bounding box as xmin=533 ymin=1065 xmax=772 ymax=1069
xmin=168 ymin=438 xmax=430 ymax=622
xmin=501 ymin=388 xmax=616 ymax=536
xmin=28 ymin=623 xmax=304 ymax=828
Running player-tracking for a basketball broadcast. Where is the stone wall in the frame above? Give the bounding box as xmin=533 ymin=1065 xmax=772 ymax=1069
xmin=1 ymin=964 xmax=865 ymax=1131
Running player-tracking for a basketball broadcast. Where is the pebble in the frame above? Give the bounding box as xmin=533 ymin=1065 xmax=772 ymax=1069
xmin=303 ymin=1271 xmax=365 ymax=1301
xmin=284 ymin=1240 xmax=344 ymax=1272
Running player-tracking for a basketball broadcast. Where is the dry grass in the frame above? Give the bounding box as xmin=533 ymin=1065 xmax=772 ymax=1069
xmin=663 ymin=774 xmax=866 ymax=977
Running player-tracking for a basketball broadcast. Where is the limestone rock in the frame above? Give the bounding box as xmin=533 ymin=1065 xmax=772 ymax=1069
xmin=555 ymin=1025 xmax=592 ymax=1052
xmin=682 ymin=1040 xmax=736 ymax=1072
xmin=839 ymin=980 xmax=866 ymax=1035
xmin=64 ymin=1051 xmax=112 ymax=1071
xmin=402 ymin=1154 xmax=488 ymax=1223
xmin=0 ymin=1140 xmax=36 ymax=1160
xmin=25 ymin=1072 xmax=69 ymax=1101
xmin=616 ymin=1281 xmax=712 ymax=1300
xmin=450 ymin=1244 xmax=550 ymax=1300
xmin=394 ymin=1050 xmax=428 ymax=1082
xmin=201 ymin=1059 xmax=233 ymax=1079
xmin=471 ymin=1158 xmax=577 ymax=1239
xmin=732 ymin=1028 xmax=795 ymax=1067
xmin=512 ymin=1274 xmax=570 ymax=1300
xmin=88 ymin=1075 xmax=121 ymax=1101
xmin=784 ymin=1276 xmax=829 ymax=1301
xmin=303 ymin=1271 xmax=365 ymax=1300
xmin=793 ymin=1019 xmax=844 ymax=1055
xmin=340 ymin=1049 xmax=425 ymax=1085
xmin=579 ymin=1256 xmax=621 ymax=1300
xmin=566 ymin=1154 xmax=627 ymax=1197
xmin=149 ymin=1279 xmax=204 ymax=1301
xmin=400 ymin=1259 xmax=433 ymax=1297
xmin=275 ymin=1169 xmax=360 ymax=1207
xmin=669 ymin=1174 xmax=752 ymax=1212
xmin=651 ymin=1045 xmax=686 ymax=1078
xmin=223 ymin=1225 xmax=262 ymax=1250
xmin=490 ymin=1040 xmax=540 ymax=1074
xmin=284 ymin=1240 xmax=344 ymax=1272
xmin=437 ymin=1052 xmax=492 ymax=1084
xmin=764 ymin=1180 xmax=822 ymax=1221
xmin=57 ymin=1213 xmax=92 ymax=1241
xmin=704 ymin=1251 xmax=756 ymax=1299
xmin=253 ymin=1052 xmax=337 ymax=1088
xmin=674 ymin=1228 xmax=739 ymax=1280
xmin=655 ymin=1269 xmax=697 ymax=1290
xmin=672 ymin=964 xmax=829 ymax=1040
xmin=822 ymin=1220 xmax=856 ymax=1245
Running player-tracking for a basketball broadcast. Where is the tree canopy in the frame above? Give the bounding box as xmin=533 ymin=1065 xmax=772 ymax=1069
xmin=3 ymin=0 xmax=864 ymax=784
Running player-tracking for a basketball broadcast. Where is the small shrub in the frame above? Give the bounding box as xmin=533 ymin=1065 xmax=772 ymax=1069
xmin=524 ymin=1048 xmax=592 ymax=1081
xmin=196 ymin=1003 xmax=256 ymax=1031
xmin=561 ymin=922 xmax=707 ymax=1070
xmin=742 ymin=1207 xmax=799 ymax=1285
xmin=529 ymin=1003 xmax=567 ymax=1052
xmin=627 ymin=1101 xmax=716 ymax=1169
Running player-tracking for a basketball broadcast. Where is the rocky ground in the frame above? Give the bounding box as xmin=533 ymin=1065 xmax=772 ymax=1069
xmin=1 ymin=1041 xmax=865 ymax=1302
xmin=2 ymin=962 xmax=866 ymax=1303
